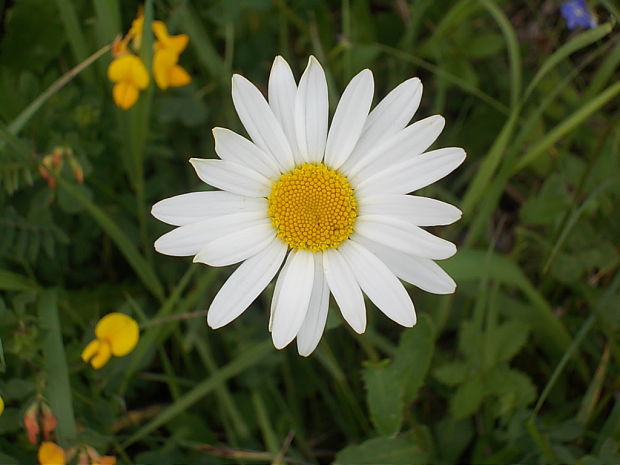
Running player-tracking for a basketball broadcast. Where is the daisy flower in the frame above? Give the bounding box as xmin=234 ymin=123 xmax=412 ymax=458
xmin=152 ymin=56 xmax=465 ymax=356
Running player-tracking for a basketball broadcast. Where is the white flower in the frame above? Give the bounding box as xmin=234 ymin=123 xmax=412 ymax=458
xmin=152 ymin=56 xmax=465 ymax=356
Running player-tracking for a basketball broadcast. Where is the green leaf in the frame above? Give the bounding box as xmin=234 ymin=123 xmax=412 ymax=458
xmin=334 ymin=432 xmax=431 ymax=465
xmin=434 ymin=418 xmax=474 ymax=464
xmin=392 ymin=314 xmax=436 ymax=403
xmin=519 ymin=175 xmax=571 ymax=226
xmin=363 ymin=360 xmax=403 ymax=436
xmin=442 ymin=249 xmax=575 ymax=364
xmin=434 ymin=362 xmax=469 ymax=386
xmin=2 ymin=378 xmax=36 ymax=401
xmin=0 ymin=269 xmax=40 ymax=292
xmin=450 ymin=376 xmax=484 ymax=419
xmin=486 ymin=366 xmax=537 ymax=416
xmin=493 ymin=320 xmax=530 ymax=363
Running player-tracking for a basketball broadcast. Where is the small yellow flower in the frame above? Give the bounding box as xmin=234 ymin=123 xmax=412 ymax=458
xmin=81 ymin=313 xmax=139 ymax=369
xmin=38 ymin=441 xmax=65 ymax=465
xmin=128 ymin=8 xmax=144 ymax=50
xmin=107 ymin=55 xmax=149 ymax=110
xmin=0 ymin=395 xmax=4 ymax=416
xmin=152 ymin=21 xmax=191 ymax=90
xmin=152 ymin=20 xmax=189 ymax=55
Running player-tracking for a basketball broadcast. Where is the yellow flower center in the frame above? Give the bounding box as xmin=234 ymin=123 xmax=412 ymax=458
xmin=268 ymin=163 xmax=357 ymax=252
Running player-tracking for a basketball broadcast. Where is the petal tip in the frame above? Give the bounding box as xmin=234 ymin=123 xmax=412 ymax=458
xmin=206 ymin=313 xmax=222 ymax=329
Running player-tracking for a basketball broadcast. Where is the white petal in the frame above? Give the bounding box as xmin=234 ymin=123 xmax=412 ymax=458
xmin=355 ymin=215 xmax=456 ymax=260
xmin=356 ymin=147 xmax=466 ymax=196
xmin=356 ymin=236 xmax=456 ymax=294
xmin=324 ymin=69 xmax=374 ymax=169
xmin=232 ymin=74 xmax=295 ymax=172
xmin=295 ymin=56 xmax=328 ymax=163
xmin=268 ymin=56 xmax=299 ymax=162
xmin=189 ymin=158 xmax=271 ymax=197
xmin=340 ymin=240 xmax=416 ymax=327
xmin=151 ymin=191 xmax=267 ymax=226
xmin=358 ymin=194 xmax=462 ymax=226
xmin=271 ymin=250 xmax=315 ymax=349
xmin=193 ymin=222 xmax=275 ymax=267
xmin=296 ymin=253 xmax=330 ymax=356
xmin=154 ymin=212 xmax=265 ymax=257
xmin=350 ymin=115 xmax=445 ymax=181
xmin=269 ymin=251 xmax=290 ymax=332
xmin=322 ymin=247 xmax=366 ymax=333
xmin=342 ymin=77 xmax=422 ymax=173
xmin=207 ymin=239 xmax=287 ymax=329
xmin=213 ymin=128 xmax=280 ymax=179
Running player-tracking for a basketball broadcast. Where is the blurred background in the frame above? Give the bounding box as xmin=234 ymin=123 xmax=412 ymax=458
xmin=0 ymin=0 xmax=619 ymax=463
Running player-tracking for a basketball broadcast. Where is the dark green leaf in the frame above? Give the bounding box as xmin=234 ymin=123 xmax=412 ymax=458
xmin=335 ymin=432 xmax=430 ymax=465
xmin=434 ymin=362 xmax=469 ymax=386
xmin=392 ymin=314 xmax=436 ymax=403
xmin=363 ymin=360 xmax=403 ymax=436
xmin=450 ymin=376 xmax=484 ymax=419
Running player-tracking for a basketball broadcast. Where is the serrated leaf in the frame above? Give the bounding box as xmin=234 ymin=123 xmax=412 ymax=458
xmin=493 ymin=320 xmax=530 ymax=363
xmin=334 ymin=432 xmax=430 ymax=465
xmin=363 ymin=360 xmax=403 ymax=436
xmin=433 ymin=361 xmax=469 ymax=386
xmin=392 ymin=314 xmax=436 ymax=403
xmin=485 ymin=366 xmax=537 ymax=416
xmin=450 ymin=376 xmax=484 ymax=419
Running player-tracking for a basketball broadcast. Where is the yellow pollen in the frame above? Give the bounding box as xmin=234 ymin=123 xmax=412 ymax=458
xmin=268 ymin=163 xmax=357 ymax=252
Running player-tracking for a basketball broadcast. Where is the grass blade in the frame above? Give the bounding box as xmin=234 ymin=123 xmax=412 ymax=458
xmin=38 ymin=289 xmax=77 ymax=447
xmin=479 ymin=0 xmax=522 ymax=108
xmin=514 ymin=81 xmax=620 ymax=172
xmin=54 ymin=0 xmax=92 ymax=81
xmin=524 ymin=23 xmax=613 ymax=100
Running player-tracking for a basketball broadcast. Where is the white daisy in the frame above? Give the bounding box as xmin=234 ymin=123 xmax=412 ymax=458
xmin=152 ymin=56 xmax=465 ymax=356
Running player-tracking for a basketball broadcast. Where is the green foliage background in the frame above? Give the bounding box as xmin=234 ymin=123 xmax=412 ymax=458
xmin=1 ymin=0 xmax=619 ymax=463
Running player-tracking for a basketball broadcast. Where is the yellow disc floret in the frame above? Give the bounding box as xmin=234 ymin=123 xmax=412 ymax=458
xmin=268 ymin=163 xmax=357 ymax=252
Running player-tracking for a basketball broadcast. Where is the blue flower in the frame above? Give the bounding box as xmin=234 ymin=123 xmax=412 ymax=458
xmin=560 ymin=0 xmax=597 ymax=30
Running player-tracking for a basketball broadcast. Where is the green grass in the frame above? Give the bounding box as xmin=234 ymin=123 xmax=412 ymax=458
xmin=1 ymin=1 xmax=619 ymax=464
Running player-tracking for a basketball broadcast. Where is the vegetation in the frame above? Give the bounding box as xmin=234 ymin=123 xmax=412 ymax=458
xmin=0 ymin=0 xmax=618 ymax=463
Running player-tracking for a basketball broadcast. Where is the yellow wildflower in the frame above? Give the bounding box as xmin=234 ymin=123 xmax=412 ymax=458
xmin=152 ymin=21 xmax=191 ymax=90
xmin=107 ymin=55 xmax=149 ymax=110
xmin=0 ymin=395 xmax=4 ymax=416
xmin=111 ymin=34 xmax=128 ymax=58
xmin=128 ymin=8 xmax=144 ymax=50
xmin=38 ymin=441 xmax=65 ymax=465
xmin=81 ymin=313 xmax=139 ymax=370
